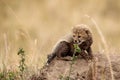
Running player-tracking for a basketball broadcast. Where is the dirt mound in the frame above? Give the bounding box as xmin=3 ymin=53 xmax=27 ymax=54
xmin=30 ymin=53 xmax=120 ymax=80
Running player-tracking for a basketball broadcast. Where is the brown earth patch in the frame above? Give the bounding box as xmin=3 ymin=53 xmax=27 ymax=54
xmin=30 ymin=53 xmax=120 ymax=80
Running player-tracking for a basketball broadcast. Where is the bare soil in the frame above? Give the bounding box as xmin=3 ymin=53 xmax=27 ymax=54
xmin=30 ymin=53 xmax=120 ymax=80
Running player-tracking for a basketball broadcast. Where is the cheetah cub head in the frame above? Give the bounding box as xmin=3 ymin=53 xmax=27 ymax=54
xmin=72 ymin=24 xmax=92 ymax=45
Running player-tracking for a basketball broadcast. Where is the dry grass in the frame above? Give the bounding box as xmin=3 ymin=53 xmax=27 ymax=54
xmin=0 ymin=0 xmax=120 ymax=79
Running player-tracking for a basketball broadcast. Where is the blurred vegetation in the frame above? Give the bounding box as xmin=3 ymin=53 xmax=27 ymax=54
xmin=0 ymin=0 xmax=120 ymax=72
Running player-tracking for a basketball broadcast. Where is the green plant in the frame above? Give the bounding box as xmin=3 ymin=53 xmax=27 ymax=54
xmin=7 ymin=71 xmax=16 ymax=80
xmin=73 ymin=44 xmax=81 ymax=53
xmin=17 ymin=48 xmax=26 ymax=80
xmin=59 ymin=75 xmax=70 ymax=80
xmin=0 ymin=71 xmax=16 ymax=80
xmin=0 ymin=48 xmax=27 ymax=80
xmin=0 ymin=72 xmax=5 ymax=79
xmin=60 ymin=44 xmax=81 ymax=80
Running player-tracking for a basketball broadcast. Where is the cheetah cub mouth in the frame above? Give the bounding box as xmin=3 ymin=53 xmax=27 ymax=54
xmin=78 ymin=40 xmax=85 ymax=45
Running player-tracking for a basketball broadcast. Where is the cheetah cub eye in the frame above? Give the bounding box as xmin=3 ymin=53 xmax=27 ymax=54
xmin=78 ymin=36 xmax=81 ymax=38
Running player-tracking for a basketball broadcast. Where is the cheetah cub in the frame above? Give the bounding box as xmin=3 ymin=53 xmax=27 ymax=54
xmin=46 ymin=24 xmax=93 ymax=64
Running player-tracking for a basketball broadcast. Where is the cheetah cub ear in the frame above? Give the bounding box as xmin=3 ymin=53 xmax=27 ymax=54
xmin=85 ymin=29 xmax=92 ymax=40
xmin=85 ymin=29 xmax=91 ymax=35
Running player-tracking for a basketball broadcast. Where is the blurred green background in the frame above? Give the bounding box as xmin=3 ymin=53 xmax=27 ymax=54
xmin=0 ymin=0 xmax=120 ymax=70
